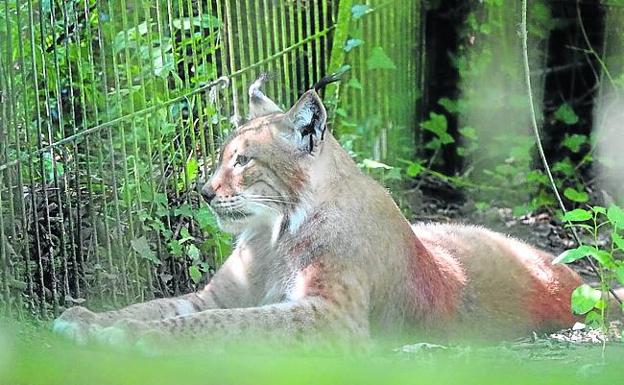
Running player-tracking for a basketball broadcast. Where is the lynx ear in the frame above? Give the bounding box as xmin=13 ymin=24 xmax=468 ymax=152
xmin=286 ymin=90 xmax=327 ymax=154
xmin=248 ymin=75 xmax=283 ymax=118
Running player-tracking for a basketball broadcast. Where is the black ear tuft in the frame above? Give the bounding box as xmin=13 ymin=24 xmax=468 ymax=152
xmin=248 ymin=74 xmax=283 ymax=118
xmin=286 ymin=90 xmax=327 ymax=153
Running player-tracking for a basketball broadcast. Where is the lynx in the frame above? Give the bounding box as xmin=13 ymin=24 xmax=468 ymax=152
xmin=54 ymin=76 xmax=583 ymax=348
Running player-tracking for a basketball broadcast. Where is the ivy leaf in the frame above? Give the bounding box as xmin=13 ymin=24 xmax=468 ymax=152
xmin=131 ymin=236 xmax=160 ymax=265
xmin=563 ymin=187 xmax=589 ymax=203
xmin=362 ymin=159 xmax=393 ymax=170
xmin=562 ymin=208 xmax=592 ymax=222
xmin=607 ymin=205 xmax=624 ymax=228
xmin=554 ymin=103 xmax=579 ymax=125
xmin=571 ymin=284 xmax=602 ymax=315
xmin=366 ymin=47 xmax=396 ymax=70
xmin=351 ymin=4 xmax=371 ymax=20
xmin=344 ymin=38 xmax=364 ymax=52
xmin=189 ymin=265 xmax=202 ymax=284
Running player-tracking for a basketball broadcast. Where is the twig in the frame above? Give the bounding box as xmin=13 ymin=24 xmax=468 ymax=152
xmin=520 ymin=0 xmax=622 ymax=305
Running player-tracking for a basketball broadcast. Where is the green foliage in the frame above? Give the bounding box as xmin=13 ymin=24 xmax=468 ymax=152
xmin=366 ymin=47 xmax=397 ymax=70
xmin=570 ymin=284 xmax=602 ymax=315
xmin=554 ymin=204 xmax=624 ymax=327
xmin=554 ymin=104 xmax=580 ymax=125
xmin=351 ymin=4 xmax=372 ymax=20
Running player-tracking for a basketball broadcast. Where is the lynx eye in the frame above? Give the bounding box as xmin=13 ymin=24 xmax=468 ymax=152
xmin=234 ymin=154 xmax=252 ymax=167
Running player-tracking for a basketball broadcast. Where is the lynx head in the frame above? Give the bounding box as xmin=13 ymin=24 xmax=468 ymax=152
xmin=201 ymin=76 xmax=328 ymax=235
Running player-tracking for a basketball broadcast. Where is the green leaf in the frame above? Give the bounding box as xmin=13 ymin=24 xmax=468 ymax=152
xmin=186 ymin=244 xmax=200 ymax=261
xmin=554 ymin=245 xmax=615 ymax=268
xmin=131 ymin=236 xmax=160 ymax=265
xmin=185 ymin=158 xmax=199 ymax=183
xmin=458 ymin=126 xmax=477 ymax=140
xmin=592 ymin=206 xmax=607 ymax=215
xmin=344 ymin=38 xmax=363 ymax=52
xmin=195 ymin=206 xmax=218 ymax=229
xmin=614 ymin=263 xmax=624 ymax=285
xmin=613 ymin=232 xmax=624 ymax=251
xmin=168 ymin=240 xmax=183 ymax=257
xmin=351 ymin=4 xmax=372 ymax=20
xmin=571 ymin=284 xmax=602 ymax=315
xmin=189 ymin=265 xmax=202 ymax=284
xmin=366 ymin=47 xmax=397 ymax=70
xmin=362 ymin=159 xmax=393 ymax=170
xmin=563 ymin=187 xmax=589 ymax=203
xmin=421 ymin=113 xmax=454 ymax=144
xmin=562 ymin=208 xmax=592 ymax=222
xmin=562 ymin=134 xmax=587 ymax=153
xmin=552 ymin=159 xmax=575 ymax=177
xmin=590 ymin=249 xmax=616 ymax=269
xmin=607 ymin=205 xmax=624 ymax=228
xmin=553 ymin=245 xmax=593 ymax=264
xmin=438 ymin=98 xmax=459 ymax=113
xmin=347 ymin=78 xmax=362 ymax=90
xmin=406 ymin=163 xmax=423 ymax=177
xmin=554 ymin=103 xmax=579 ymax=125
xmin=584 ymin=310 xmax=604 ymax=327
xmin=475 ymin=202 xmax=490 ymax=211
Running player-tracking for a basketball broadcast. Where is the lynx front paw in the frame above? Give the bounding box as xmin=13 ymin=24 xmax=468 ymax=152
xmin=93 ymin=319 xmax=165 ymax=353
xmin=52 ymin=306 xmax=99 ymax=345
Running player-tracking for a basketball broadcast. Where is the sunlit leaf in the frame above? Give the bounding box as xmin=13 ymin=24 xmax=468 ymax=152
xmin=406 ymin=163 xmax=422 ymax=177
xmin=571 ymin=284 xmax=601 ymax=315
xmin=563 ymin=187 xmax=588 ymax=203
xmin=561 ymin=208 xmax=592 ymax=222
xmin=607 ymin=205 xmax=624 ymax=228
xmin=553 ymin=245 xmax=593 ymax=264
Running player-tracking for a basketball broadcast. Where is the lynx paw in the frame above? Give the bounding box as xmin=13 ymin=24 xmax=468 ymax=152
xmin=52 ymin=306 xmax=98 ymax=345
xmin=93 ymin=319 xmax=165 ymax=353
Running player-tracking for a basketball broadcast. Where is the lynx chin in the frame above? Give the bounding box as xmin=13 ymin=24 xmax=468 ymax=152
xmin=53 ymin=76 xmax=583 ymax=349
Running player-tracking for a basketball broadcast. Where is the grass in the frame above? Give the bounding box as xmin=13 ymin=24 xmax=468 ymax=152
xmin=1 ymin=319 xmax=623 ymax=385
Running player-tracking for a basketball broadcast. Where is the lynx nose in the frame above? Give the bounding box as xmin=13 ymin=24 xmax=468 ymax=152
xmin=201 ymin=184 xmax=217 ymax=203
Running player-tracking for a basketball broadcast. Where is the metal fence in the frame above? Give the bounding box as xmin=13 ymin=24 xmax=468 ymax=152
xmin=0 ymin=0 xmax=421 ymax=318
